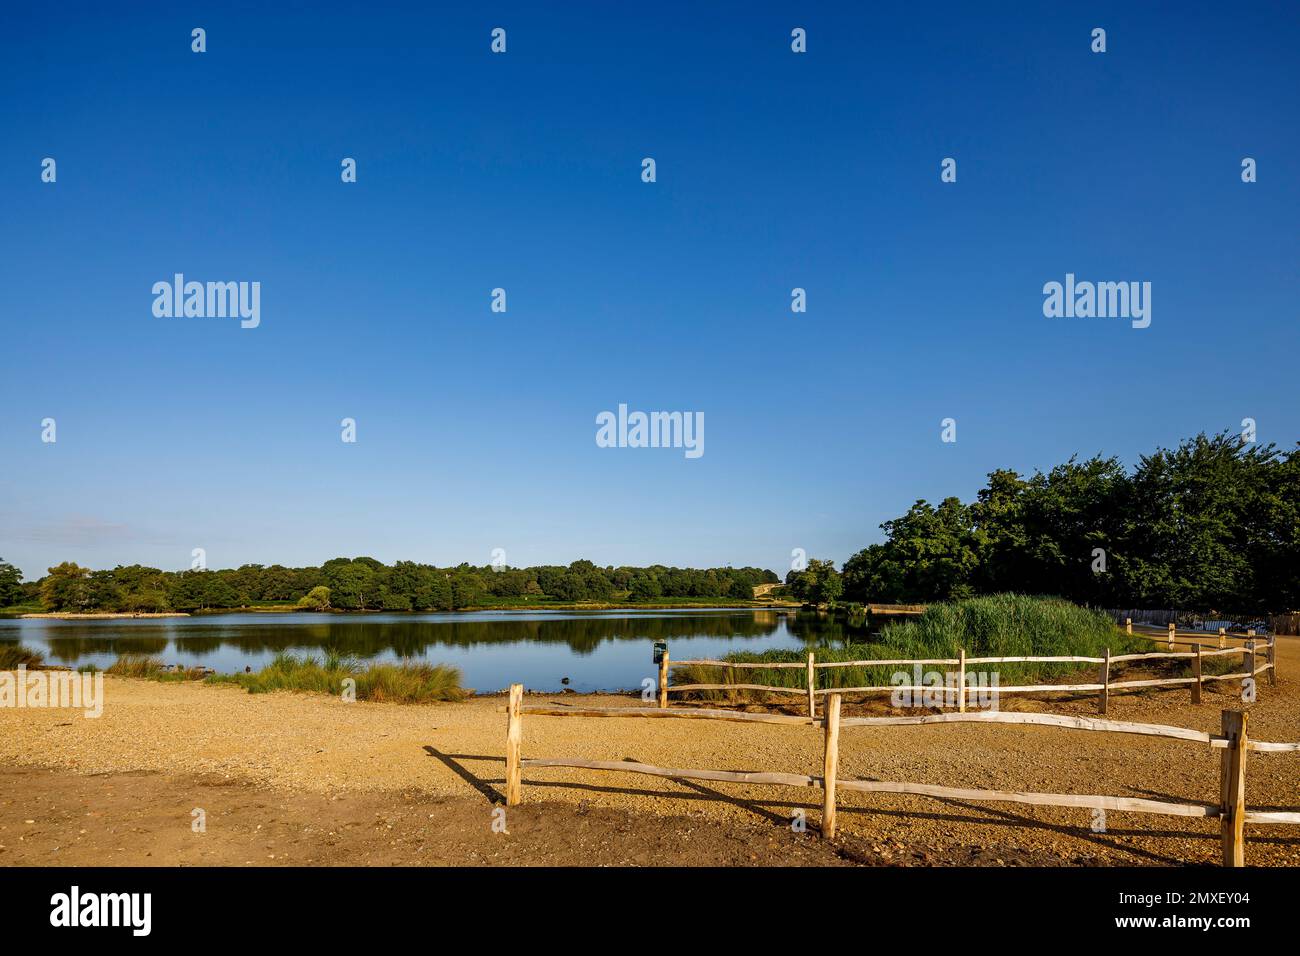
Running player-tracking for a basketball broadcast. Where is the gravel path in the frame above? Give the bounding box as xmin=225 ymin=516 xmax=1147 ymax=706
xmin=3 ymin=636 xmax=1298 ymax=866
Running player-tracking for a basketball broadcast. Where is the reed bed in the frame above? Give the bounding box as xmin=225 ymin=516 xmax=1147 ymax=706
xmin=673 ymin=594 xmax=1152 ymax=701
xmin=209 ymin=651 xmax=466 ymax=703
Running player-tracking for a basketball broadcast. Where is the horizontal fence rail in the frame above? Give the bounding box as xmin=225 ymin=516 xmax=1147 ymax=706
xmin=1102 ymin=608 xmax=1298 ymax=637
xmin=657 ymin=635 xmax=1277 ymax=718
xmin=501 ymin=687 xmax=1300 ymax=866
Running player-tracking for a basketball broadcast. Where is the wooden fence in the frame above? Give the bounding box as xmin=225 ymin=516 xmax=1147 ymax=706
xmin=1125 ymin=618 xmax=1266 ymax=649
xmin=656 ymin=634 xmax=1277 ymax=718
xmin=1102 ymin=608 xmax=1299 ymax=637
xmin=502 ymin=685 xmax=1300 ymax=866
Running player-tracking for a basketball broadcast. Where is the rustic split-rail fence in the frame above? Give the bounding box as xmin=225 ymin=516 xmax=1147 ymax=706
xmin=499 ymin=628 xmax=1292 ymax=865
xmin=654 ymin=625 xmax=1277 ymax=719
xmin=502 ymin=686 xmax=1300 ymax=866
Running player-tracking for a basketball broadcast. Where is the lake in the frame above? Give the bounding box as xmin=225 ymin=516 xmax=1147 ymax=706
xmin=0 ymin=608 xmax=864 ymax=693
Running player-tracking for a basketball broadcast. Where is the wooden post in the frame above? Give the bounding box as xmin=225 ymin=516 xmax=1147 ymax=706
xmin=658 ymin=650 xmax=669 ymax=709
xmin=1125 ymin=617 xmax=1132 ymax=635
xmin=1219 ymin=710 xmax=1248 ymax=867
xmin=806 ymin=651 xmax=816 ymax=719
xmin=957 ymin=648 xmax=966 ymax=713
xmin=1192 ymin=644 xmax=1202 ymax=705
xmin=1268 ymin=635 xmax=1277 ymax=686
xmin=1218 ymin=627 xmax=1226 ymax=649
xmin=1097 ymin=647 xmax=1109 ymax=715
xmin=1245 ymin=640 xmax=1256 ymax=695
xmin=505 ymin=683 xmax=523 ymax=806
xmin=1168 ymin=622 xmax=1176 ymax=650
xmin=821 ymin=693 xmax=841 ymax=838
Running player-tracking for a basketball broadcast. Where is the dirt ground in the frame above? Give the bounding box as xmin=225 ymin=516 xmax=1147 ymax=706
xmin=2 ymin=635 xmax=1298 ymax=867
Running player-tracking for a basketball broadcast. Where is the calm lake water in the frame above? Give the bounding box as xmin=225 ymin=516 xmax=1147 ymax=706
xmin=0 ymin=609 xmax=865 ymax=693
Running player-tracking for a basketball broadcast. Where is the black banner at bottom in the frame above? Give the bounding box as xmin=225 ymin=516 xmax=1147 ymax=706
xmin=0 ymin=865 xmax=1289 ymax=941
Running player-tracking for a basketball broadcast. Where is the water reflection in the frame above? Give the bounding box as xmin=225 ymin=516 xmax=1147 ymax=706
xmin=0 ymin=609 xmax=850 ymax=693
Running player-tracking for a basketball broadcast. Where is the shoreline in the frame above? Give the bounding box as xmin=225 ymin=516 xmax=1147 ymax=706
xmin=9 ymin=601 xmax=800 ymax=620
xmin=16 ymin=612 xmax=191 ymax=620
xmin=3 ymin=668 xmax=1298 ymax=867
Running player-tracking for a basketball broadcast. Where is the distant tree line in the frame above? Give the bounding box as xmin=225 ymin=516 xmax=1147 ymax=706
xmin=0 ymin=556 xmax=778 ymax=613
xmin=841 ymin=433 xmax=1299 ymax=614
xmin=5 ymin=433 xmax=1293 ymax=617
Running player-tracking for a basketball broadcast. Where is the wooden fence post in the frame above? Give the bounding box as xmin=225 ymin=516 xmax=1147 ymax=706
xmin=505 ymin=683 xmax=523 ymax=806
xmin=1219 ymin=710 xmax=1248 ymax=867
xmin=806 ymin=651 xmax=816 ymax=719
xmin=1168 ymin=622 xmax=1176 ymax=650
xmin=1125 ymin=617 xmax=1132 ymax=635
xmin=1218 ymin=627 xmax=1226 ymax=649
xmin=821 ymin=693 xmax=841 ymax=838
xmin=658 ymin=651 xmax=669 ymax=709
xmin=1268 ymin=634 xmax=1277 ymax=686
xmin=1098 ymin=647 xmax=1109 ymax=715
xmin=1192 ymin=644 xmax=1202 ymax=705
xmin=957 ymin=648 xmax=966 ymax=713
xmin=1245 ymin=640 xmax=1256 ymax=698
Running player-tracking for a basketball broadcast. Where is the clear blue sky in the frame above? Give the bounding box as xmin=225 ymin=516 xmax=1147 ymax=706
xmin=2 ymin=2 xmax=1297 ymax=580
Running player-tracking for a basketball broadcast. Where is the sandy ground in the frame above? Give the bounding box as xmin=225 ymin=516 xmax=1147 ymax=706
xmin=2 ymin=635 xmax=1298 ymax=867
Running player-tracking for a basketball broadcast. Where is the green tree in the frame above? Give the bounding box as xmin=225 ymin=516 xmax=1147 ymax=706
xmin=451 ymin=572 xmax=484 ymax=609
xmin=125 ymin=588 xmax=170 ymax=612
xmin=628 ymin=572 xmax=662 ymax=602
xmin=0 ymin=559 xmax=23 ymax=607
xmin=324 ymin=561 xmax=378 ymax=610
xmin=113 ymin=565 xmax=171 ymax=611
xmin=1117 ymin=434 xmax=1272 ymax=610
xmin=39 ymin=563 xmax=92 ymax=611
xmin=786 ymin=558 xmax=843 ymax=605
xmin=296 ymin=585 xmax=332 ymax=610
xmin=843 ymin=498 xmax=980 ymax=603
xmin=86 ymin=570 xmax=123 ymax=610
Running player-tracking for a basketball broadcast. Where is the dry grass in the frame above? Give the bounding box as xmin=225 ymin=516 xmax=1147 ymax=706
xmin=0 ymin=644 xmax=45 ymax=669
xmin=208 ymin=652 xmax=466 ymax=703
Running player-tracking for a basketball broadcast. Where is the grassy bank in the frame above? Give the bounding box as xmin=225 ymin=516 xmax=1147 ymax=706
xmin=0 ymin=604 xmax=46 ymax=617
xmin=674 ymin=594 xmax=1150 ymax=700
xmin=211 ymin=652 xmax=466 ymax=702
xmin=94 ymin=652 xmax=466 ymax=703
xmin=0 ymin=644 xmax=45 ymax=669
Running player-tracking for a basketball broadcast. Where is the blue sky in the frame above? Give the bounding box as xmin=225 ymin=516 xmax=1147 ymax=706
xmin=2 ymin=1 xmax=1297 ymax=580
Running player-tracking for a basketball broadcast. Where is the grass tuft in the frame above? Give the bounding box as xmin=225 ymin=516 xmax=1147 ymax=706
xmin=0 ymin=644 xmax=45 ymax=669
xmin=104 ymin=655 xmax=207 ymax=681
xmin=208 ymin=652 xmax=466 ymax=703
